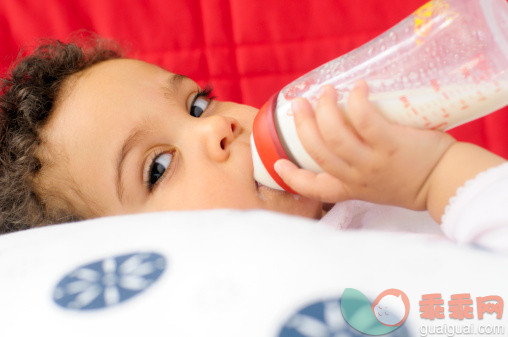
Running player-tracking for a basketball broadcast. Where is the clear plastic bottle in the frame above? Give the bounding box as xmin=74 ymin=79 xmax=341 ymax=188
xmin=251 ymin=0 xmax=508 ymax=192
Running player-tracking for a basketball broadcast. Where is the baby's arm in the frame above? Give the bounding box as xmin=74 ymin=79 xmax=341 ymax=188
xmin=274 ymin=82 xmax=506 ymax=223
xmin=425 ymin=141 xmax=506 ymax=222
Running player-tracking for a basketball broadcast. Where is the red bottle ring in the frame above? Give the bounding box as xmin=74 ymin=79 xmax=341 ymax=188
xmin=252 ymin=93 xmax=296 ymax=194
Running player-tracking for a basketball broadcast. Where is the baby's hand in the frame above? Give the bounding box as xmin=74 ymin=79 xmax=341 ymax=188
xmin=274 ymin=82 xmax=456 ymax=210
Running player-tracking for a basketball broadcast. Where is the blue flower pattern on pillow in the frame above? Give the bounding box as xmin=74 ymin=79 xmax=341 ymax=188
xmin=53 ymin=252 xmax=166 ymax=310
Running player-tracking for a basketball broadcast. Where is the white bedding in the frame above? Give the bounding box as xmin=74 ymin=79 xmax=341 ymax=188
xmin=0 ymin=209 xmax=506 ymax=336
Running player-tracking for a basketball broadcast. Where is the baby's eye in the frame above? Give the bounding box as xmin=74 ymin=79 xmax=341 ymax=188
xmin=147 ymin=152 xmax=173 ymax=189
xmin=190 ymin=86 xmax=215 ymax=117
xmin=190 ymin=97 xmax=209 ymax=117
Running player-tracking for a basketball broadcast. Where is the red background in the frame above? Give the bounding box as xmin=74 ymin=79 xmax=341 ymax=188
xmin=1 ymin=0 xmax=506 ymax=158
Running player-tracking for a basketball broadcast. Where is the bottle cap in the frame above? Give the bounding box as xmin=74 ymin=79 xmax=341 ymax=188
xmin=252 ymin=93 xmax=296 ymax=194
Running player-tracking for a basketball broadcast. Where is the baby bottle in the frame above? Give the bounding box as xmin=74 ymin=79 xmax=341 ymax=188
xmin=251 ymin=0 xmax=508 ymax=192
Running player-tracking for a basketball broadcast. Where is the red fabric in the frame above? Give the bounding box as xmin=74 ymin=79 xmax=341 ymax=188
xmin=1 ymin=0 xmax=506 ymax=158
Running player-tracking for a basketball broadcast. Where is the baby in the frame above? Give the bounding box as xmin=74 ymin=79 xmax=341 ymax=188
xmin=0 ymin=36 xmax=506 ymax=238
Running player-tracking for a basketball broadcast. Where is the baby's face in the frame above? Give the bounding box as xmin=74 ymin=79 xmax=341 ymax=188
xmin=40 ymin=59 xmax=322 ymax=219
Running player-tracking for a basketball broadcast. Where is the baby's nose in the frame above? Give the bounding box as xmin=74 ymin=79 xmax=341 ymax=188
xmin=200 ymin=115 xmax=242 ymax=162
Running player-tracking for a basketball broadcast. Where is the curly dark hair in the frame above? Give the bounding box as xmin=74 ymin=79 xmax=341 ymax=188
xmin=0 ymin=35 xmax=122 ymax=234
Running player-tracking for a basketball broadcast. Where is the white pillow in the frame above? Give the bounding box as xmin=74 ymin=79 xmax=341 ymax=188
xmin=0 ymin=209 xmax=506 ymax=336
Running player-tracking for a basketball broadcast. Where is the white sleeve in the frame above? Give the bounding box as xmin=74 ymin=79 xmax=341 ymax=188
xmin=441 ymin=162 xmax=508 ymax=252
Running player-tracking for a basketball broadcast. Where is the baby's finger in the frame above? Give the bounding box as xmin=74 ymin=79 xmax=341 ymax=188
xmin=347 ymin=81 xmax=395 ymax=148
xmin=274 ymin=159 xmax=349 ymax=203
xmin=291 ymin=97 xmax=350 ymax=175
xmin=315 ymin=85 xmax=370 ymax=164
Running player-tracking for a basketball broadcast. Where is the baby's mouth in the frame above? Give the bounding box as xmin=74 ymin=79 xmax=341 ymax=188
xmin=254 ymin=179 xmax=287 ymax=196
xmin=254 ymin=180 xmax=269 ymax=191
xmin=254 ymin=180 xmax=264 ymax=192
